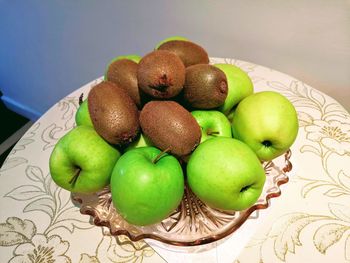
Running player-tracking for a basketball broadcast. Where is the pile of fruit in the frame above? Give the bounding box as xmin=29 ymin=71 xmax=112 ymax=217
xmin=49 ymin=36 xmax=299 ymax=226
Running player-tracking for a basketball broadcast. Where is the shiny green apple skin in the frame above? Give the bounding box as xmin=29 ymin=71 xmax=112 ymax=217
xmin=232 ymin=91 xmax=299 ymax=161
xmin=191 ymin=110 xmax=232 ymax=143
xmin=75 ymin=100 xmax=93 ymax=127
xmin=104 ymin=54 xmax=142 ymax=80
xmin=155 ymin=36 xmax=188 ymax=49
xmin=187 ymin=137 xmax=265 ymax=211
xmin=111 ymin=147 xmax=184 ymax=226
xmin=49 ymin=126 xmax=121 ymax=193
xmin=125 ymin=133 xmax=153 ymax=151
xmin=214 ymin=64 xmax=253 ymax=115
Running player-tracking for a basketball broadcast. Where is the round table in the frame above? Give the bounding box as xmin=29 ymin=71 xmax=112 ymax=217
xmin=1 ymin=58 xmax=349 ymax=263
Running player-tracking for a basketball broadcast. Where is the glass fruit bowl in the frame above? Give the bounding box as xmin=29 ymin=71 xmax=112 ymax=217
xmin=72 ymin=150 xmax=292 ymax=246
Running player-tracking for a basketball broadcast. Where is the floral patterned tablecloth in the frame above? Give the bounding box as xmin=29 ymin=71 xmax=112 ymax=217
xmin=0 ymin=58 xmax=349 ymax=263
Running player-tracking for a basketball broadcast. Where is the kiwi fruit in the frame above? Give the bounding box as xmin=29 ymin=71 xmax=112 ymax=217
xmin=157 ymin=40 xmax=209 ymax=67
xmin=88 ymin=81 xmax=139 ymax=145
xmin=155 ymin=36 xmax=189 ymax=49
xmin=137 ymin=50 xmax=185 ymax=99
xmin=183 ymin=64 xmax=228 ymax=109
xmin=139 ymin=100 xmax=201 ymax=157
xmin=105 ymin=59 xmax=142 ymax=108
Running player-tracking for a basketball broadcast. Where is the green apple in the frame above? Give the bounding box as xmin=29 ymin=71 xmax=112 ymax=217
xmin=104 ymin=54 xmax=142 ymax=80
xmin=191 ymin=110 xmax=232 ymax=143
xmin=75 ymin=99 xmax=93 ymax=127
xmin=49 ymin=126 xmax=120 ymax=193
xmin=155 ymin=36 xmax=188 ymax=49
xmin=125 ymin=133 xmax=153 ymax=151
xmin=187 ymin=137 xmax=265 ymax=211
xmin=226 ymin=106 xmax=236 ymax=123
xmin=214 ymin=64 xmax=254 ymax=115
xmin=232 ymin=91 xmax=298 ymax=161
xmin=111 ymin=147 xmax=184 ymax=226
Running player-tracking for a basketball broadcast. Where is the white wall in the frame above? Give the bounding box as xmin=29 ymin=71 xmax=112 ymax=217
xmin=1 ymin=0 xmax=349 ymax=120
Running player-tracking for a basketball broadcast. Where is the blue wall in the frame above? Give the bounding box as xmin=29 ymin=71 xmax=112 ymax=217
xmin=1 ymin=1 xmax=349 ymax=120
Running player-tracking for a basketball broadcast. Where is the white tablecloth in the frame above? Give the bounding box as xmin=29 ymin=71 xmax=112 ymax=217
xmin=1 ymin=58 xmax=349 ymax=263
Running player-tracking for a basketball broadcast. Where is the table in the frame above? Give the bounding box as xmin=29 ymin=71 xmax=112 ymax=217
xmin=1 ymin=58 xmax=349 ymax=263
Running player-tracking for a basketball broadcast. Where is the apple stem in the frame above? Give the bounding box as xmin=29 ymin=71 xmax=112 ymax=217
xmin=207 ymin=131 xmax=220 ymax=136
xmin=152 ymin=147 xmax=171 ymax=164
xmin=79 ymin=93 xmax=84 ymax=106
xmin=262 ymin=140 xmax=272 ymax=147
xmin=69 ymin=168 xmax=81 ymax=185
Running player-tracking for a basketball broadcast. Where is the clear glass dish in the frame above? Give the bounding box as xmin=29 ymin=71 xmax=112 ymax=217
xmin=72 ymin=150 xmax=292 ymax=246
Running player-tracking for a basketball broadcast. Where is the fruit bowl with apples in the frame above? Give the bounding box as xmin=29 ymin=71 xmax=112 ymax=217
xmin=49 ymin=36 xmax=298 ymax=246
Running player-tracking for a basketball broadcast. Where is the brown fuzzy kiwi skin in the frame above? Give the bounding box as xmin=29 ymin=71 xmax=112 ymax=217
xmin=139 ymin=100 xmax=201 ymax=157
xmin=157 ymin=40 xmax=209 ymax=67
xmin=183 ymin=64 xmax=228 ymax=109
xmin=137 ymin=50 xmax=185 ymax=99
xmin=88 ymin=81 xmax=140 ymax=145
xmin=105 ymin=59 xmax=143 ymax=108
